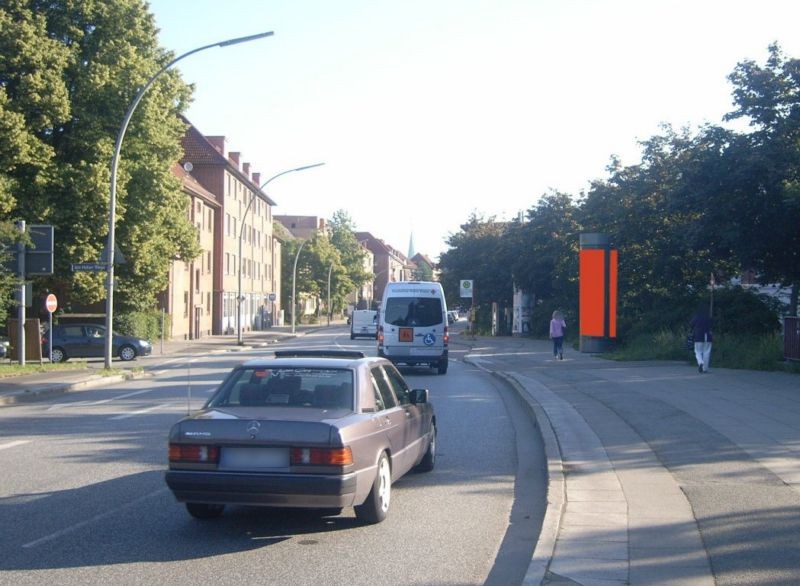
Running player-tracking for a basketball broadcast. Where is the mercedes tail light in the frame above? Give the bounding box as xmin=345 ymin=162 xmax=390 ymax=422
xmin=290 ymin=447 xmax=353 ymax=466
xmin=169 ymin=444 xmax=220 ymax=464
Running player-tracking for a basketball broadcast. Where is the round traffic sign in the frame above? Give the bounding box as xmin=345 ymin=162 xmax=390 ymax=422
xmin=45 ymin=293 xmax=58 ymax=313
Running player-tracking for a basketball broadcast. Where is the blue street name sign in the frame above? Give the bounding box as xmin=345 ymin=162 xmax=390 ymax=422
xmin=71 ymin=263 xmax=107 ymax=272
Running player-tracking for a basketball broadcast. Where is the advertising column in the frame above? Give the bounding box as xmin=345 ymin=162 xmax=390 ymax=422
xmin=579 ymin=233 xmax=617 ymax=352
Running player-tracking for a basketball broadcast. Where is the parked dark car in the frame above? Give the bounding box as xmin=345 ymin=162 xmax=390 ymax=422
xmin=165 ymin=350 xmax=436 ymax=524
xmin=42 ymin=323 xmax=152 ymax=363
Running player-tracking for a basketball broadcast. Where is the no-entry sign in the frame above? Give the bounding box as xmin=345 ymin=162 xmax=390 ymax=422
xmin=45 ymin=293 xmax=58 ymax=313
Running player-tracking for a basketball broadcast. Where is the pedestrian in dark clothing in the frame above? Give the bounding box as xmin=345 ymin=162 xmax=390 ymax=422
xmin=550 ymin=310 xmax=566 ymax=360
xmin=690 ymin=306 xmax=713 ymax=373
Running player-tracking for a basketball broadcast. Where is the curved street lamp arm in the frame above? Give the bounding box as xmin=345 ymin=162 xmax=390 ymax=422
xmin=104 ymin=31 xmax=273 ymax=368
xmin=291 ymin=240 xmax=308 ymax=334
xmin=236 ymin=161 xmax=323 ymax=344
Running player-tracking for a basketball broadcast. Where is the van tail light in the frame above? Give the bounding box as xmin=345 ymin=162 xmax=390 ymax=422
xmin=444 ymin=325 xmax=449 ymax=346
xmin=169 ymin=444 xmax=220 ymax=464
xmin=377 ymin=325 xmax=384 ymax=345
xmin=291 ymin=447 xmax=353 ymax=466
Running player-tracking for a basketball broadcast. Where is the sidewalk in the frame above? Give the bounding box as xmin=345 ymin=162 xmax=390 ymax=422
xmin=460 ymin=334 xmax=800 ymax=586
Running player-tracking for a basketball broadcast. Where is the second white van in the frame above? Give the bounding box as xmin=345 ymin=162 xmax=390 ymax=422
xmin=350 ymin=309 xmax=378 ymax=339
xmin=377 ymin=281 xmax=449 ymax=374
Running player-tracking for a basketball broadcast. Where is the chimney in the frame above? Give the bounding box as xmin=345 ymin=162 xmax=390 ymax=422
xmin=243 ymin=162 xmax=251 ymax=179
xmin=252 ymin=172 xmax=261 ymax=186
xmin=229 ymin=152 xmax=240 ymax=169
xmin=206 ymin=136 xmax=227 ymax=157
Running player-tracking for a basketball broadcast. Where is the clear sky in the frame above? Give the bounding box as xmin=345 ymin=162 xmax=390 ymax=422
xmin=146 ymin=0 xmax=800 ymax=261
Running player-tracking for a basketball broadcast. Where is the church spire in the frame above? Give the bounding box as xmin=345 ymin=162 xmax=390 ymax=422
xmin=408 ymin=232 xmax=416 ymax=259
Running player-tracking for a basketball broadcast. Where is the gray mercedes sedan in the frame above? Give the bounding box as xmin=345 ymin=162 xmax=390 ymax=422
xmin=165 ymin=350 xmax=436 ymax=524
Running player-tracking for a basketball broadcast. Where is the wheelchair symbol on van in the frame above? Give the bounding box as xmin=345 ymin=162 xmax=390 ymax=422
xmin=423 ymin=333 xmax=436 ymax=346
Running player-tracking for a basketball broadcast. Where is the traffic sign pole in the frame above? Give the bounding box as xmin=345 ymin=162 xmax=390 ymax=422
xmin=45 ymin=294 xmax=58 ymax=363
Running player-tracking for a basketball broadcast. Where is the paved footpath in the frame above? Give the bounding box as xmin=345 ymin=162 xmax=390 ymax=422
xmin=462 ymin=335 xmax=800 ymax=586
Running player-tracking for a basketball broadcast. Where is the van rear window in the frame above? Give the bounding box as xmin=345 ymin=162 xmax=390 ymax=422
xmin=384 ymin=297 xmax=443 ymax=327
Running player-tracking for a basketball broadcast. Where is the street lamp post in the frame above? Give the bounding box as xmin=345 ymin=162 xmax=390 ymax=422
xmin=103 ymin=31 xmax=273 ymax=369
xmin=236 ymin=162 xmax=324 ymax=345
xmin=291 ymin=240 xmax=308 ymax=334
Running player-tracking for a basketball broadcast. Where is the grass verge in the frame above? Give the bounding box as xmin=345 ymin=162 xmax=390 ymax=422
xmin=608 ymin=330 xmax=800 ymax=373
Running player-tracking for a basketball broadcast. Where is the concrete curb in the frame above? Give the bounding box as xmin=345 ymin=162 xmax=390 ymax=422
xmin=463 ymin=355 xmax=565 ymax=586
xmin=499 ymin=372 xmax=565 ymax=586
xmin=0 ymin=371 xmax=139 ymax=406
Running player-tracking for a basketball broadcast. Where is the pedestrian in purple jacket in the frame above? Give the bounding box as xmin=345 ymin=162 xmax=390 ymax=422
xmin=550 ymin=310 xmax=566 ymax=360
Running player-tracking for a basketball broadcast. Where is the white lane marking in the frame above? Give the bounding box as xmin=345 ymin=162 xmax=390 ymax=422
xmin=0 ymin=440 xmax=31 ymax=451
xmin=47 ymin=389 xmax=154 ymax=411
xmin=86 ymin=389 xmax=153 ymax=405
xmin=22 ymin=488 xmax=168 ymax=549
xmin=109 ymin=402 xmax=176 ymax=420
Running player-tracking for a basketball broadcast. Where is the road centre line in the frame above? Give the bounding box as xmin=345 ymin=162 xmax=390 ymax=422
xmin=47 ymin=389 xmax=154 ymax=411
xmin=0 ymin=440 xmax=31 ymax=451
xmin=22 ymin=488 xmax=168 ymax=549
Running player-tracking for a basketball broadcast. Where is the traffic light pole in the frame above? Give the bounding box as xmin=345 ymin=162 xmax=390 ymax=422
xmin=15 ymin=221 xmax=25 ymax=365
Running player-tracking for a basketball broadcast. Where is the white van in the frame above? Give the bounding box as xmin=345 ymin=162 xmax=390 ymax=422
xmin=350 ymin=309 xmax=378 ymax=339
xmin=377 ymin=281 xmax=449 ymax=374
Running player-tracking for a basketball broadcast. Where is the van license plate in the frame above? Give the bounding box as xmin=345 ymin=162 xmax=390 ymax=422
xmin=399 ymin=328 xmax=413 ymax=342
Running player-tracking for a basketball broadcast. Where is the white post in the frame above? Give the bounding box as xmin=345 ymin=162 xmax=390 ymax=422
xmin=291 ymin=240 xmax=307 ymax=334
xmin=327 ymin=263 xmax=333 ymax=326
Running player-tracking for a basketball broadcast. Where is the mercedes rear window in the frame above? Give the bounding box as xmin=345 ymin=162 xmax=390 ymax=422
xmin=209 ymin=367 xmax=354 ymax=410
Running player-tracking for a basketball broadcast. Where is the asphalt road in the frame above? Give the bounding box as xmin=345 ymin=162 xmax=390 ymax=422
xmin=0 ymin=328 xmax=546 ymax=586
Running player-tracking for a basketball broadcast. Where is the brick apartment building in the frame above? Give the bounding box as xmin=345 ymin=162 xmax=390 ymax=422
xmin=165 ymin=119 xmax=281 ymax=337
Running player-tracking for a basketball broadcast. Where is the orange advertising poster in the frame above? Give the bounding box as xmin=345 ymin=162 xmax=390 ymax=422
xmin=579 ymin=249 xmax=605 ymax=337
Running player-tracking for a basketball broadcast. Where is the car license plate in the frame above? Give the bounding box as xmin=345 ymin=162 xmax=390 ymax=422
xmin=219 ymin=447 xmax=289 ymax=470
xmin=409 ymin=348 xmax=440 ymax=356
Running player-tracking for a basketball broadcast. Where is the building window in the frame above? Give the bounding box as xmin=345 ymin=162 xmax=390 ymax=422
xmin=195 ymin=269 xmax=200 ymax=292
xmin=207 ymin=251 xmax=211 ymax=272
xmin=183 ymin=292 xmax=189 ymax=318
xmin=225 ymin=253 xmax=230 ymax=275
xmin=207 ymin=292 xmax=211 ymax=313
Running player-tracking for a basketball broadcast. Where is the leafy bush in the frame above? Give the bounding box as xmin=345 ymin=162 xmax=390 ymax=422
xmin=712 ymin=288 xmax=783 ymax=336
xmin=712 ymin=333 xmax=784 ymax=371
xmin=607 ymin=329 xmax=690 ymax=362
xmin=618 ymin=286 xmax=781 ymax=342
xmin=609 ymin=329 xmax=790 ymax=372
xmin=115 ymin=310 xmax=170 ymax=341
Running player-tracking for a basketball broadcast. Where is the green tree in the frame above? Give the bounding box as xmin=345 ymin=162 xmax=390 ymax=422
xmin=722 ymin=43 xmax=800 ymax=314
xmin=329 ymin=209 xmax=369 ymax=297
xmin=510 ymin=191 xmax=581 ymax=306
xmin=281 ymin=233 xmax=351 ymax=322
xmin=411 ymin=261 xmax=433 ymax=281
xmin=0 ymin=0 xmax=198 ymax=314
xmin=439 ymin=214 xmax=513 ymax=327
